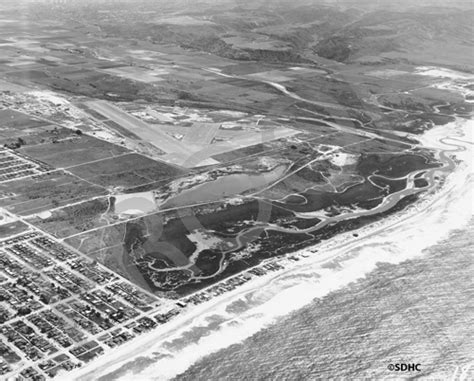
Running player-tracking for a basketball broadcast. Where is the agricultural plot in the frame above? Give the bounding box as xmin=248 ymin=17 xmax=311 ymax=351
xmin=68 ymin=153 xmax=185 ymax=189
xmin=313 ymin=131 xmax=370 ymax=148
xmin=192 ymin=79 xmax=279 ymax=105
xmin=0 ymin=125 xmax=69 ymax=147
xmin=0 ymin=109 xmax=49 ymax=133
xmin=101 ymin=66 xmax=166 ymax=83
xmin=0 ymin=171 xmax=107 ymax=216
xmin=0 ymin=220 xmax=29 ymax=239
xmin=19 ymin=133 xmax=130 ymax=168
xmin=0 ymin=0 xmax=466 ymax=309
xmin=0 ymin=4 xmax=470 ymax=379
xmin=28 ymin=197 xmax=110 ymax=239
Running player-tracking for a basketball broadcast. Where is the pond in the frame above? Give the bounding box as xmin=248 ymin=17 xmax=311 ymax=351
xmin=163 ymin=165 xmax=287 ymax=208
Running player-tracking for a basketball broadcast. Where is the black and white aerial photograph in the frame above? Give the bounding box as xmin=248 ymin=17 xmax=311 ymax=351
xmin=0 ymin=0 xmax=472 ymax=380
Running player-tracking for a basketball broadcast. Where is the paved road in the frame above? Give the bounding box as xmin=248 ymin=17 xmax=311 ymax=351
xmin=85 ymin=101 xmax=191 ymax=156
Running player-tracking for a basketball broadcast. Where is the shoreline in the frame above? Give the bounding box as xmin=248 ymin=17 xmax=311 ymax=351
xmin=65 ymin=117 xmax=473 ymax=381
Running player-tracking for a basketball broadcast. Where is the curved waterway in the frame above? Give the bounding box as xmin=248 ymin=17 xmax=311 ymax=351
xmin=201 ymin=68 xmax=466 ymax=254
xmin=196 ymin=119 xmax=463 ymax=278
xmin=67 ymin=70 xmax=473 ymax=381
xmin=69 ymin=117 xmax=471 ymax=381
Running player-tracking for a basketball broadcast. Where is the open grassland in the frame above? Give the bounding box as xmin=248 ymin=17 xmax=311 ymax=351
xmin=0 ymin=125 xmax=73 ymax=147
xmin=0 ymin=220 xmax=29 ymax=238
xmin=0 ymin=171 xmax=107 ymax=216
xmin=0 ymin=109 xmax=49 ymax=130
xmin=68 ymin=153 xmax=185 ymax=188
xmin=0 ymin=0 xmax=470 ymax=306
xmin=19 ymin=133 xmax=130 ymax=168
xmin=28 ymin=197 xmax=110 ymax=238
xmin=0 ymin=109 xmax=50 ymax=143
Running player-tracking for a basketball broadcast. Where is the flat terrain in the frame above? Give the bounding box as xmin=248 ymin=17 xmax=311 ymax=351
xmin=19 ymin=134 xmax=130 ymax=168
xmin=0 ymin=171 xmax=107 ymax=216
xmin=67 ymin=153 xmax=185 ymax=188
xmin=0 ymin=220 xmax=29 ymax=238
xmin=0 ymin=1 xmax=472 ymax=378
xmin=84 ymin=100 xmax=190 ymax=157
xmin=84 ymin=100 xmax=298 ymax=167
xmin=182 ymin=122 xmax=221 ymax=145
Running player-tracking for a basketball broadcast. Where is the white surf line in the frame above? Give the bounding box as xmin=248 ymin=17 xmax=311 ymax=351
xmin=66 ymin=117 xmax=473 ymax=381
xmin=64 ymin=71 xmax=473 ymax=379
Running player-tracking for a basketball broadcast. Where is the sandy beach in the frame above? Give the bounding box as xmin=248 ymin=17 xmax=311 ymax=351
xmin=61 ymin=115 xmax=473 ymax=381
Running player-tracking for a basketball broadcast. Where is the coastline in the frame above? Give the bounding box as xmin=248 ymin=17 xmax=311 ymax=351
xmin=64 ymin=116 xmax=473 ymax=381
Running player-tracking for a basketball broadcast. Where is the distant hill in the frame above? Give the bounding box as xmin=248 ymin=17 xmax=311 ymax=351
xmin=312 ymin=8 xmax=474 ymax=67
xmin=30 ymin=0 xmax=474 ymax=69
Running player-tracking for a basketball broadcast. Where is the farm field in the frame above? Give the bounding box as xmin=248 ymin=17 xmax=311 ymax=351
xmin=67 ymin=153 xmax=185 ymax=188
xmin=0 ymin=109 xmax=49 ymax=130
xmin=0 ymin=220 xmax=29 ymax=238
xmin=0 ymin=0 xmax=470 ymax=319
xmin=0 ymin=171 xmax=107 ymax=216
xmin=27 ymin=197 xmax=111 ymax=239
xmin=0 ymin=28 xmax=464 ymax=298
xmin=18 ymin=133 xmax=130 ymax=168
xmin=0 ymin=2 xmax=472 ymax=380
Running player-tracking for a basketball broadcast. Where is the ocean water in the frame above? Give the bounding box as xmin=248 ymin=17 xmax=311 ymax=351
xmin=174 ymin=219 xmax=474 ymax=380
xmin=75 ymin=118 xmax=472 ymax=381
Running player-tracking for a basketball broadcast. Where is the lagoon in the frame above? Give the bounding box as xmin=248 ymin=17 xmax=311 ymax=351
xmin=163 ymin=166 xmax=287 ymax=208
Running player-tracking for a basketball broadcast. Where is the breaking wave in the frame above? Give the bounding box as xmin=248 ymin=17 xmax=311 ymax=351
xmin=77 ymin=118 xmax=474 ymax=381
